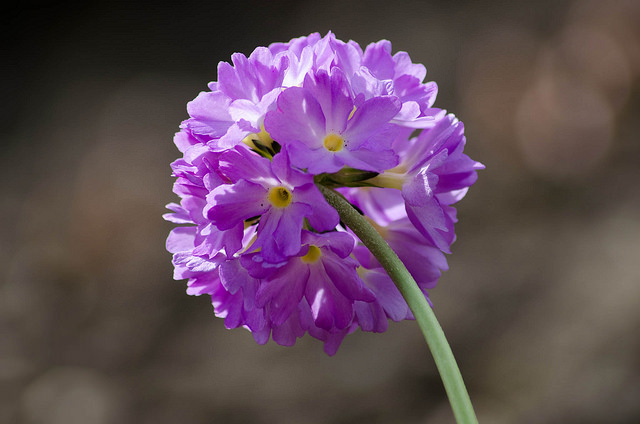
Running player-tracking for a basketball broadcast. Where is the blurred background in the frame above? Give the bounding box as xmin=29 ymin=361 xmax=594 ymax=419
xmin=1 ymin=0 xmax=639 ymax=423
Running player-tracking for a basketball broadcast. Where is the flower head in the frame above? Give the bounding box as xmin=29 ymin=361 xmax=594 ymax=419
xmin=165 ymin=32 xmax=482 ymax=355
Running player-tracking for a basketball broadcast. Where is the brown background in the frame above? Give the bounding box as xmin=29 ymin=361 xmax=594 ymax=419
xmin=2 ymin=0 xmax=639 ymax=423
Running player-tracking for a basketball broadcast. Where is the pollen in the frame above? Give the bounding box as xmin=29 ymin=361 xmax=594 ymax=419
xmin=323 ymin=133 xmax=344 ymax=152
xmin=348 ymin=105 xmax=357 ymax=120
xmin=268 ymin=186 xmax=292 ymax=208
xmin=301 ymin=245 xmax=322 ymax=263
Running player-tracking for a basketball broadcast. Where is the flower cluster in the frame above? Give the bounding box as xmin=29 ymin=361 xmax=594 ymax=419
xmin=165 ymin=32 xmax=483 ymax=354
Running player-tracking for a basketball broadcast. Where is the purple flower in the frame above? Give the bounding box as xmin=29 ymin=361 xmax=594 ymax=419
xmin=355 ymin=40 xmax=445 ymax=129
xmin=183 ymin=48 xmax=288 ymax=151
xmin=165 ymin=32 xmax=482 ymax=355
xmin=265 ymin=69 xmax=401 ymax=174
xmin=206 ymin=146 xmax=339 ymax=263
xmin=359 ymin=114 xmax=484 ymax=252
xmin=243 ymin=231 xmax=374 ymax=330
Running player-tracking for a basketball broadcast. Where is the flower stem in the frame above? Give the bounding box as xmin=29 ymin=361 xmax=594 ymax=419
xmin=318 ymin=185 xmax=479 ymax=424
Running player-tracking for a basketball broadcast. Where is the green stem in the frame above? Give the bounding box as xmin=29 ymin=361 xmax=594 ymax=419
xmin=318 ymin=185 xmax=478 ymax=424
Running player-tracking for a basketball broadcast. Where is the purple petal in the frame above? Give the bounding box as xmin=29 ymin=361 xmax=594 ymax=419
xmin=354 ymin=300 xmax=388 ymax=333
xmin=286 ymin=141 xmax=344 ymax=174
xmin=271 ymin=305 xmax=307 ymax=346
xmin=392 ymin=51 xmax=427 ymax=81
xmin=343 ymin=96 xmax=401 ymax=147
xmin=402 ymin=175 xmax=445 ymax=231
xmin=389 ymin=228 xmax=448 ymax=288
xmin=174 ymin=253 xmax=221 ymax=274
xmin=361 ymin=268 xmax=411 ymax=322
xmin=338 ymin=146 xmax=398 ymax=173
xmin=207 ymin=180 xmax=268 ymax=230
xmin=351 ymin=68 xmax=390 ymax=98
xmin=341 ymin=186 xmax=406 ymax=225
xmin=328 ymin=37 xmax=363 ymax=78
xmin=166 ymin=226 xmax=196 ymax=253
xmin=270 ymin=149 xmax=313 ymax=188
xmin=256 ymin=262 xmax=308 ymax=325
xmin=303 ymin=69 xmax=353 ymax=134
xmin=218 ymin=147 xmax=273 ymax=183
xmin=195 ymin=222 xmax=243 ymax=258
xmin=322 ymin=255 xmax=375 ymax=302
xmin=173 ymin=130 xmax=200 ymax=153
xmin=254 ymin=204 xmax=308 ymax=263
xmin=302 ymin=231 xmax=355 ymax=259
xmin=305 ymin=266 xmax=353 ymax=331
xmin=405 ymin=202 xmax=454 ymax=253
xmin=185 ymin=273 xmax=220 ymax=297
xmin=264 ymin=86 xmax=326 ymax=148
xmin=363 ymin=40 xmax=395 ymax=80
xmin=293 ymin=184 xmax=339 ymax=231
xmin=320 ymin=330 xmax=349 ymax=356
xmin=185 ymin=91 xmax=233 ymax=138
xmin=163 ymin=203 xmax=192 ymax=224
xmin=218 ymin=259 xmax=248 ymax=294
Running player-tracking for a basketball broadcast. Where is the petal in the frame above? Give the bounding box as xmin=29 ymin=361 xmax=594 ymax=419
xmin=185 ymin=272 xmax=220 ymax=296
xmin=338 ymin=146 xmax=399 ymax=173
xmin=207 ymin=180 xmax=268 ymax=230
xmin=218 ymin=258 xmax=256 ymax=295
xmin=286 ymin=141 xmax=344 ymax=174
xmin=256 ymin=262 xmax=308 ymax=325
xmin=343 ymin=96 xmax=401 ymax=147
xmin=328 ymin=37 xmax=363 ymax=78
xmin=218 ymin=147 xmax=273 ymax=183
xmin=354 ymin=300 xmax=388 ymax=333
xmin=185 ymin=91 xmax=233 ymax=137
xmin=402 ymin=170 xmax=438 ymax=211
xmin=361 ymin=269 xmax=411 ymax=322
xmin=320 ymin=231 xmax=358 ymax=259
xmin=192 ymin=222 xmax=241 ymax=258
xmin=393 ymin=51 xmax=427 ymax=80
xmin=305 ymin=265 xmax=353 ymax=330
xmin=390 ymin=232 xmax=447 ymax=288
xmin=303 ymin=69 xmax=353 ymax=134
xmin=217 ymin=54 xmax=258 ymax=101
xmin=351 ymin=68 xmax=390 ymax=98
xmin=341 ymin=186 xmax=406 ymax=225
xmin=322 ymin=255 xmax=375 ymax=302
xmin=213 ymin=123 xmax=251 ymax=151
xmin=264 ymin=86 xmax=326 ymax=148
xmin=228 ymin=88 xmax=281 ymax=125
xmin=271 ymin=305 xmax=306 ymax=346
xmin=363 ymin=40 xmax=395 ymax=80
xmin=254 ymin=204 xmax=308 ymax=263
xmin=323 ymin=334 xmax=349 ymax=356
xmin=166 ymin=226 xmax=196 ymax=253
xmin=434 ymin=153 xmax=484 ymax=193
xmin=173 ymin=130 xmax=200 ymax=153
xmin=293 ymin=184 xmax=339 ymax=231
xmin=163 ymin=203 xmax=192 ymax=224
xmin=408 ymin=114 xmax=459 ymax=172
xmin=405 ymin=203 xmax=454 ymax=253
xmin=270 ymin=149 xmax=313 ymax=188
xmin=174 ymin=253 xmax=221 ymax=273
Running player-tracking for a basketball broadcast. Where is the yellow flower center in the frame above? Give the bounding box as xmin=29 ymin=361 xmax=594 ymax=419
xmin=268 ymin=186 xmax=292 ymax=208
xmin=301 ymin=245 xmax=322 ymax=263
xmin=323 ymin=133 xmax=344 ymax=152
xmin=242 ymin=124 xmax=274 ymax=150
